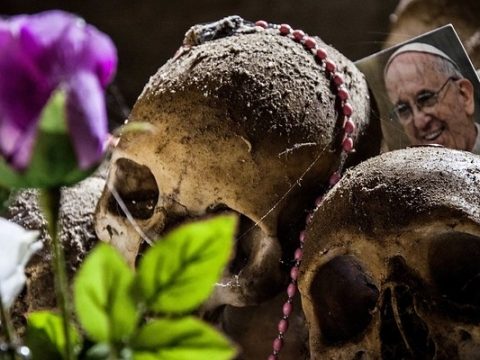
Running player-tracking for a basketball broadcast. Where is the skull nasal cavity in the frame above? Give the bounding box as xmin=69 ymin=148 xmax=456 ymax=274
xmin=429 ymin=232 xmax=480 ymax=306
xmin=310 ymin=255 xmax=379 ymax=344
xmin=107 ymin=158 xmax=159 ymax=220
xmin=380 ymin=286 xmax=435 ymax=359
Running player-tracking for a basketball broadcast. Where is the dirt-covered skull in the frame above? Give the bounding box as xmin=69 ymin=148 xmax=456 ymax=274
xmin=299 ymin=146 xmax=480 ymax=359
xmin=95 ymin=16 xmax=377 ymax=312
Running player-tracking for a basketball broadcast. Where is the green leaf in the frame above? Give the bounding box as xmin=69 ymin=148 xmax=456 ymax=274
xmin=74 ymin=243 xmax=138 ymax=343
xmin=25 ymin=311 xmax=81 ymax=360
xmin=114 ymin=121 xmax=156 ymax=136
xmin=131 ymin=317 xmax=236 ymax=360
xmin=0 ymin=90 xmax=95 ymax=189
xmin=133 ymin=214 xmax=237 ymax=314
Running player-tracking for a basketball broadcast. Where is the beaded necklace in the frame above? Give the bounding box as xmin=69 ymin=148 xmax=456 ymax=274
xmin=252 ymin=20 xmax=356 ymax=360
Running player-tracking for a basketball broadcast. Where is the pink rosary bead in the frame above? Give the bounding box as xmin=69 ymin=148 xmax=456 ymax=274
xmin=294 ymin=248 xmax=303 ymax=261
xmin=278 ymin=319 xmax=289 ymax=334
xmin=325 ymin=59 xmax=336 ymax=73
xmin=303 ymin=36 xmax=316 ymax=49
xmin=329 ymin=171 xmax=341 ymax=186
xmin=287 ymin=283 xmax=297 ymax=297
xmin=299 ymin=230 xmax=306 ymax=244
xmin=290 ymin=267 xmax=299 ymax=281
xmin=342 ymin=137 xmax=354 ymax=153
xmin=255 ymin=20 xmax=268 ymax=28
xmin=282 ymin=301 xmax=293 ymax=317
xmin=305 ymin=212 xmax=314 ymax=225
xmin=333 ymin=73 xmax=344 ymax=86
xmin=337 ymin=87 xmax=349 ymax=101
xmin=279 ymin=24 xmax=292 ymax=35
xmin=315 ymin=47 xmax=328 ymax=61
xmin=343 ymin=102 xmax=353 ymax=117
xmin=344 ymin=119 xmax=356 ymax=134
xmin=273 ymin=338 xmax=283 ymax=352
xmin=292 ymin=29 xmax=305 ymax=41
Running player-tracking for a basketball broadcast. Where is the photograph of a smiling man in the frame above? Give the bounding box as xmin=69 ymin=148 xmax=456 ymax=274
xmin=355 ymin=25 xmax=480 ymax=153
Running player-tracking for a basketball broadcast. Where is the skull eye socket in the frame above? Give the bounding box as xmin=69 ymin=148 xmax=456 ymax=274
xmin=429 ymin=232 xmax=480 ymax=306
xmin=310 ymin=255 xmax=379 ymax=344
xmin=107 ymin=158 xmax=159 ymax=220
xmin=205 ymin=203 xmax=252 ymax=274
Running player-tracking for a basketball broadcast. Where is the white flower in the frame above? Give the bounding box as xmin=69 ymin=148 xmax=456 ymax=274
xmin=0 ymin=218 xmax=42 ymax=309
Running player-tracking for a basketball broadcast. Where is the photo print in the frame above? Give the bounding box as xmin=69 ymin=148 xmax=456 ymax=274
xmin=355 ymin=24 xmax=480 ymax=152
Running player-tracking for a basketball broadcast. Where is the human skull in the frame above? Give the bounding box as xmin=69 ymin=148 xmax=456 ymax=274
xmin=299 ymin=146 xmax=480 ymax=359
xmin=95 ymin=16 xmax=378 ymax=311
xmin=385 ymin=0 xmax=480 ymax=68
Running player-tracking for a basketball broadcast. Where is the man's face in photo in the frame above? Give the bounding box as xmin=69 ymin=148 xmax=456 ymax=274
xmin=384 ymin=52 xmax=476 ymax=151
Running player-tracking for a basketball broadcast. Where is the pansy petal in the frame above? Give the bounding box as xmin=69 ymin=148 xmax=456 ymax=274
xmin=0 ymin=51 xmax=51 ymax=169
xmin=54 ymin=18 xmax=117 ymax=87
xmin=49 ymin=16 xmax=88 ymax=78
xmin=2 ymin=11 xmax=73 ymax=77
xmin=0 ymin=20 xmax=13 ymax=50
xmin=83 ymin=26 xmax=117 ymax=87
xmin=21 ymin=12 xmax=86 ymax=85
xmin=0 ymin=15 xmax=29 ymax=46
xmin=0 ymin=120 xmax=38 ymax=170
xmin=66 ymin=71 xmax=108 ymax=169
xmin=0 ymin=49 xmax=50 ymax=123
xmin=0 ymin=47 xmax=51 ymax=169
xmin=18 ymin=10 xmax=77 ymax=49
xmin=0 ymin=10 xmax=116 ymax=175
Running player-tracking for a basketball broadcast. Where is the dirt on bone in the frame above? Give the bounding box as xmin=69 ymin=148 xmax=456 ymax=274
xmin=105 ymin=17 xmax=374 ymax=284
xmin=131 ymin=21 xmax=372 ymax=155
xmin=307 ymin=147 xmax=480 ymax=243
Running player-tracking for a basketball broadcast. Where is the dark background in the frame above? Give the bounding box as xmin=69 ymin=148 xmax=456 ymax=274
xmin=1 ymin=0 xmax=399 ymax=123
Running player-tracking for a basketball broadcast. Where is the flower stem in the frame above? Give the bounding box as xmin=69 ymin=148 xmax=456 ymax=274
xmin=0 ymin=293 xmax=16 ymax=360
xmin=108 ymin=346 xmax=118 ymax=360
xmin=39 ymin=188 xmax=74 ymax=360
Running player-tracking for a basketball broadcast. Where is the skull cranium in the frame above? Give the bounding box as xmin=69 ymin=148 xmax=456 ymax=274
xmin=299 ymin=146 xmax=480 ymax=359
xmin=95 ymin=17 xmax=377 ymax=313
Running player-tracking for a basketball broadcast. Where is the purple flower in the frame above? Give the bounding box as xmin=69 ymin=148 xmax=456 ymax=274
xmin=0 ymin=10 xmax=117 ymax=170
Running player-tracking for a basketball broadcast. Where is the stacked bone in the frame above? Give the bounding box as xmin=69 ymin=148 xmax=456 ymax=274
xmin=95 ymin=16 xmax=377 ymax=359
